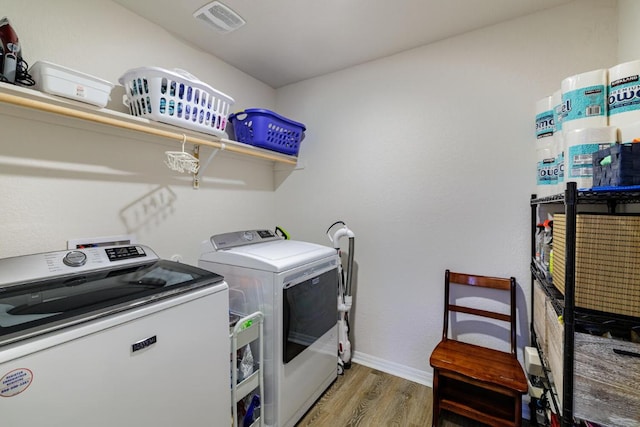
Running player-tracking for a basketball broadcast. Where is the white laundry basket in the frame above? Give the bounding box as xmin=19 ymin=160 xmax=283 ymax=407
xmin=119 ymin=67 xmax=234 ymax=137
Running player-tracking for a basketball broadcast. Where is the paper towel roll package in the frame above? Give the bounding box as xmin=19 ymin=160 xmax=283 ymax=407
xmin=536 ymin=137 xmax=557 ymax=198
xmin=554 ymin=131 xmax=565 ymax=194
xmin=608 ymin=60 xmax=640 ymax=127
xmin=536 ymin=96 xmax=554 ymax=140
xmin=552 ymin=89 xmax=563 ymax=133
xmin=564 ymin=126 xmax=618 ymax=189
xmin=561 ymin=69 xmax=608 ymax=131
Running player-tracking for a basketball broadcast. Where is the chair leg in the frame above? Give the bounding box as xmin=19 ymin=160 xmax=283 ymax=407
xmin=432 ymin=370 xmax=440 ymax=427
xmin=514 ymin=395 xmax=522 ymax=427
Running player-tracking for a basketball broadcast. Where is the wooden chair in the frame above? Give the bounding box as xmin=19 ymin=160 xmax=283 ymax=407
xmin=429 ymin=270 xmax=528 ymax=427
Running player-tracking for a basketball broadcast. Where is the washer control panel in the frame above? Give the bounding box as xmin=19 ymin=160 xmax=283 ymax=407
xmin=0 ymin=245 xmax=158 ymax=288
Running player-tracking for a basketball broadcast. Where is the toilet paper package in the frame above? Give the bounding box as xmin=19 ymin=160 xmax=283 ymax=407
xmin=561 ymin=69 xmax=608 ymax=131
xmin=536 ymin=96 xmax=554 ymax=140
xmin=564 ymin=126 xmax=618 ymax=189
xmin=608 ymin=60 xmax=640 ymax=127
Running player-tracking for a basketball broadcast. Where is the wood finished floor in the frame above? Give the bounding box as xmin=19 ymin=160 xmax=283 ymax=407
xmin=296 ymin=363 xmax=531 ymax=427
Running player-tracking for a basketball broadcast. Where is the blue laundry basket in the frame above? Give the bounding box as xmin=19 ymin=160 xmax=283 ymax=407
xmin=229 ymin=109 xmax=306 ymax=156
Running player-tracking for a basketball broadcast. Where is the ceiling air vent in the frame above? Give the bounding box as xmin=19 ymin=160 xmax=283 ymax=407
xmin=193 ymin=1 xmax=246 ymax=34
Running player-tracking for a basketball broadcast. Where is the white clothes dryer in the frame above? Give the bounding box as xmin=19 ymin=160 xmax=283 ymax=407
xmin=199 ymin=230 xmax=339 ymax=427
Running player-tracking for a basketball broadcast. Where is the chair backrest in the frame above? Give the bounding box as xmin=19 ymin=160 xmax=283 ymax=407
xmin=442 ymin=269 xmax=518 ymax=357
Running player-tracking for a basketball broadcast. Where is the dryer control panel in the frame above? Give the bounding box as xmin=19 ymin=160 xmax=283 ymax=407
xmin=210 ymin=229 xmax=282 ymax=251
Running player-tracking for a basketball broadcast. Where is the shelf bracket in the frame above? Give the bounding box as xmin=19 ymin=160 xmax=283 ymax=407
xmin=192 ymin=143 xmax=225 ymax=189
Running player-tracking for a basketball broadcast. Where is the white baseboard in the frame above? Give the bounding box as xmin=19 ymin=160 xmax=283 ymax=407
xmin=350 ymin=350 xmax=530 ymax=420
xmin=351 ymin=351 xmax=432 ymax=387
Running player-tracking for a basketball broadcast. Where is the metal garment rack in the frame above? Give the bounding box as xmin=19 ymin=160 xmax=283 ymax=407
xmin=530 ymin=181 xmax=640 ymax=427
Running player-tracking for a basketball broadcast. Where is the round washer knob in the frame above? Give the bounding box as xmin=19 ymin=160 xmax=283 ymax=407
xmin=63 ymin=251 xmax=87 ymax=267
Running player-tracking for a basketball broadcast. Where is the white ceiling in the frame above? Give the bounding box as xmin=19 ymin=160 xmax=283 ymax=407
xmin=112 ymin=0 xmax=572 ymax=88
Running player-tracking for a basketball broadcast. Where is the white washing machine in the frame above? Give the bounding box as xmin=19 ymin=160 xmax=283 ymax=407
xmin=0 ymin=244 xmax=230 ymax=427
xmin=199 ymin=230 xmax=339 ymax=427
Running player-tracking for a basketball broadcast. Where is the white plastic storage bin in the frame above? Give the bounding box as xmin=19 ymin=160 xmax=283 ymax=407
xmin=29 ymin=61 xmax=114 ymax=108
xmin=119 ymin=67 xmax=234 ymax=138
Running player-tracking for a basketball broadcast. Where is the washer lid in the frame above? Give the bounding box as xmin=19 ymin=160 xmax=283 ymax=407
xmin=200 ymin=239 xmax=336 ymax=272
xmin=0 ymin=246 xmax=224 ymax=347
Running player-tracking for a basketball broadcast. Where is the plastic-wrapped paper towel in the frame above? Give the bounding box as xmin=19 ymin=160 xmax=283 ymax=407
xmin=561 ymin=69 xmax=608 ymax=131
xmin=552 ymin=90 xmax=563 ymax=133
xmin=536 ymin=96 xmax=554 ymax=140
xmin=535 ymin=95 xmax=557 ymax=198
xmin=565 ymin=126 xmax=618 ymax=189
xmin=536 ymin=136 xmax=557 ymax=198
xmin=608 ymin=60 xmax=640 ymax=127
xmin=554 ymin=130 xmax=565 ymax=194
xmin=551 ymin=90 xmax=565 ymax=194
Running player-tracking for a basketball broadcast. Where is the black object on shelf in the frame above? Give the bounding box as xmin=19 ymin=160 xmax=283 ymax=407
xmin=592 ymin=143 xmax=640 ymax=187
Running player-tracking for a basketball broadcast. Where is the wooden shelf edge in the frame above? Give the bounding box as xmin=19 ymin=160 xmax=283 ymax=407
xmin=0 ymin=83 xmax=298 ymax=166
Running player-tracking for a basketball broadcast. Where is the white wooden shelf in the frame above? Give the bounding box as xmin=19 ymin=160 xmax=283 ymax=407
xmin=0 ymin=82 xmax=298 ymax=167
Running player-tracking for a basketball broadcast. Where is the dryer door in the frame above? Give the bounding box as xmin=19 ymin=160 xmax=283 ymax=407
xmin=282 ymin=266 xmax=338 ymax=363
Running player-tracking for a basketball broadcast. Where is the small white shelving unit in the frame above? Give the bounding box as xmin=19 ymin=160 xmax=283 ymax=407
xmin=230 ymin=311 xmax=264 ymax=427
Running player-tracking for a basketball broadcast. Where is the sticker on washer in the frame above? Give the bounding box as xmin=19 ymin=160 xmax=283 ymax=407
xmin=1 ymin=368 xmax=33 ymax=397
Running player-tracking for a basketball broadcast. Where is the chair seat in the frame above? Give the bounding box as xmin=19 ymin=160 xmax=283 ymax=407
xmin=430 ymin=339 xmax=528 ymax=394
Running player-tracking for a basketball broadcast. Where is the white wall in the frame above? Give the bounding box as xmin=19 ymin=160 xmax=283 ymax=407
xmin=274 ymin=0 xmax=618 ymax=383
xmin=618 ymin=0 xmax=640 ymax=62
xmin=0 ymin=0 xmax=625 ymax=388
xmin=0 ymin=0 xmax=278 ymax=262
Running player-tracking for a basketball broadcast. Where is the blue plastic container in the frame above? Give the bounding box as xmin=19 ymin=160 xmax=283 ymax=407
xmin=592 ymin=143 xmax=640 ymax=187
xmin=229 ymin=109 xmax=306 ymax=156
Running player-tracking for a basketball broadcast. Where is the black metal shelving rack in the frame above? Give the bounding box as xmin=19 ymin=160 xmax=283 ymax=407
xmin=530 ymin=181 xmax=640 ymax=427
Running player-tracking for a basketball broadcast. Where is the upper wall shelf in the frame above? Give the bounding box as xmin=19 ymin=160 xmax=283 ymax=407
xmin=0 ymin=82 xmax=298 ymax=166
